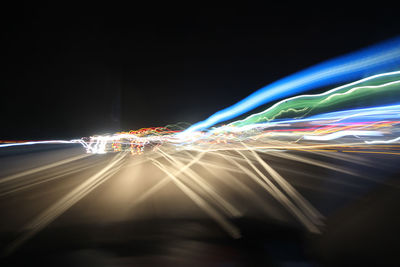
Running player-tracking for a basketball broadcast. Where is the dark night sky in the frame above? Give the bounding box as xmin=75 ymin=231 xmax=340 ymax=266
xmin=2 ymin=3 xmax=400 ymax=139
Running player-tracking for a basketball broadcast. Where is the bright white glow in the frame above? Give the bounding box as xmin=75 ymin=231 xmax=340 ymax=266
xmin=303 ymin=130 xmax=382 ymax=141
xmin=365 ymin=136 xmax=400 ymax=144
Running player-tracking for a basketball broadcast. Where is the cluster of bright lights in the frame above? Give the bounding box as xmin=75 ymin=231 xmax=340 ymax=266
xmin=2 ymin=70 xmax=400 ymax=155
xmin=83 ymin=128 xmax=176 ymax=154
xmin=79 ymin=69 xmax=400 ymax=154
xmin=51 ymin=103 xmax=400 ymax=155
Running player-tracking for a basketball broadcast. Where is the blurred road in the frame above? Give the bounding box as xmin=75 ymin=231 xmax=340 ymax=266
xmin=0 ymin=144 xmax=399 ymax=266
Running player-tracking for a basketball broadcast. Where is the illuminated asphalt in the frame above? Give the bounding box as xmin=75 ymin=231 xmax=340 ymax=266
xmin=0 ymin=144 xmax=399 ymax=266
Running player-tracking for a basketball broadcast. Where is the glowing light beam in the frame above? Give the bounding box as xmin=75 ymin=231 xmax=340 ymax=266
xmin=183 ymin=37 xmax=400 ymax=134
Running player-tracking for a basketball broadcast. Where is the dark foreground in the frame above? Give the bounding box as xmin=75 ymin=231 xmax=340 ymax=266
xmin=0 ymin=144 xmax=399 ymax=266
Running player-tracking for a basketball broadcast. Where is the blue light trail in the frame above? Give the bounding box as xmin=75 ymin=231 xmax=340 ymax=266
xmin=182 ymin=37 xmax=400 ymax=134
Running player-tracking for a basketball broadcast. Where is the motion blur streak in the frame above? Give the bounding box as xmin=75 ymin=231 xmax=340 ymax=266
xmin=150 ymin=158 xmax=242 ymax=239
xmin=183 ymin=38 xmax=400 ymax=133
xmin=365 ymin=136 xmax=400 ymax=144
xmin=0 ymin=154 xmax=91 ymax=185
xmin=157 ymin=148 xmax=241 ymax=217
xmin=234 ymin=149 xmax=321 ymax=233
xmin=4 ymin=152 xmax=126 ymax=255
xmin=303 ymin=130 xmax=382 ymax=141
xmin=241 ymin=143 xmax=324 ymax=223
xmin=130 ymin=151 xmax=206 ymax=207
xmin=1 ymin=68 xmax=400 ymax=261
xmin=230 ymin=70 xmax=400 ymax=127
xmin=0 ymin=140 xmax=85 ymax=148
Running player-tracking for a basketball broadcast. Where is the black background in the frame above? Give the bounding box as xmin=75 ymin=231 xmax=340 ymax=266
xmin=2 ymin=3 xmax=400 ymax=139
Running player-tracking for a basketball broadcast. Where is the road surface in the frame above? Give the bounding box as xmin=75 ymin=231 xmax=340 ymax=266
xmin=0 ymin=144 xmax=399 ymax=266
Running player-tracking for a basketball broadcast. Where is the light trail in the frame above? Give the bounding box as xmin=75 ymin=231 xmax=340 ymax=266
xmin=365 ymin=136 xmax=400 ymax=144
xmin=1 ymin=62 xmax=400 ymax=256
xmin=182 ymin=38 xmax=400 ymax=133
xmin=0 ymin=153 xmax=92 ymax=185
xmin=130 ymin=151 xmax=206 ymax=207
xmin=303 ymin=130 xmax=382 ymax=141
xmin=0 ymin=140 xmax=84 ymax=148
xmin=0 ymin=158 xmax=104 ymax=197
xmin=4 ymin=152 xmax=127 ymax=255
xmin=157 ymin=148 xmax=241 ymax=217
xmin=151 ymin=157 xmax=242 ymax=239
xmin=229 ymin=149 xmax=321 ymax=233
xmin=239 ymin=146 xmax=324 ymax=226
xmin=229 ymin=71 xmax=400 ymax=127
